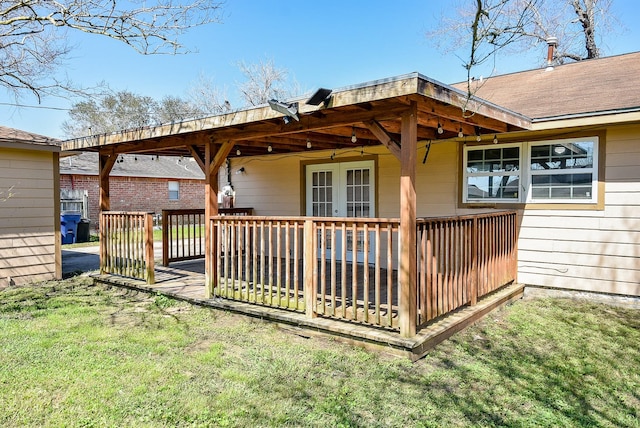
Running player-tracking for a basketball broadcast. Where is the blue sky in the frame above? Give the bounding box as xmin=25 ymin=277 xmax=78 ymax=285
xmin=2 ymin=0 xmax=639 ymax=139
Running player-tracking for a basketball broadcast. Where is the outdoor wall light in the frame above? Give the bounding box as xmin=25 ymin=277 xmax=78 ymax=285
xmin=268 ymin=99 xmax=299 ymax=122
xmin=236 ymin=167 xmax=245 ymax=174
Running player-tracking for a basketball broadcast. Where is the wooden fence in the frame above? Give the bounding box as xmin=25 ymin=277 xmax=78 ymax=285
xmin=100 ymin=211 xmax=155 ymax=284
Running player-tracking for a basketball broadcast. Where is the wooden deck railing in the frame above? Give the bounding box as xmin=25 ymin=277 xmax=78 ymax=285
xmin=162 ymin=208 xmax=253 ymax=266
xmin=211 ymin=211 xmax=516 ymax=332
xmin=100 ymin=211 xmax=155 ymax=284
xmin=211 ymin=216 xmax=401 ymax=329
xmin=162 ymin=209 xmax=205 ymax=266
xmin=311 ymin=218 xmax=400 ymax=328
xmin=212 ymin=217 xmax=306 ymax=311
xmin=416 ymin=211 xmax=517 ymax=325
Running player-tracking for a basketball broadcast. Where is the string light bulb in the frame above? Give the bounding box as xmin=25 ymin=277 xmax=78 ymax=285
xmin=493 ymin=135 xmax=498 ymax=144
xmin=351 ymin=127 xmax=357 ymax=143
xmin=458 ymin=127 xmax=464 ymax=138
xmin=437 ymin=122 xmax=444 ymax=134
xmin=306 ymin=138 xmax=312 ymax=149
xmin=476 ymin=135 xmax=482 ymax=142
xmin=267 ymin=144 xmax=273 ymax=153
xmin=236 ymin=148 xmax=241 ymax=156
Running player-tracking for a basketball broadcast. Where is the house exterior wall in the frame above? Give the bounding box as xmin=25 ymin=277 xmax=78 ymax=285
xmin=0 ymin=148 xmax=60 ymax=286
xmin=517 ymin=124 xmax=640 ymax=297
xmin=59 ymin=175 xmax=204 ymax=230
xmin=230 ymin=142 xmax=473 ymax=218
xmin=228 ymin=125 xmax=639 ymax=298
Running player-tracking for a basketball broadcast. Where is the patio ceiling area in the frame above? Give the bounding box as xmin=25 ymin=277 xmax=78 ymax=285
xmin=61 ymin=73 xmax=531 ymax=158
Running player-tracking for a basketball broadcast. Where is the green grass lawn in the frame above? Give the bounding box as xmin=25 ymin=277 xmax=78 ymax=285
xmin=1 ymin=278 xmax=638 ymax=427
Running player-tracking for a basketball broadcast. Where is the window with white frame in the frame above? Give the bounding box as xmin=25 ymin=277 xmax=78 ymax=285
xmin=463 ymin=136 xmax=598 ymax=204
xmin=168 ymin=181 xmax=179 ymax=200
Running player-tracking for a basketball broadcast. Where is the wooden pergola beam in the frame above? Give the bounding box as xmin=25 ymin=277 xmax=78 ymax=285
xmin=210 ymin=141 xmax=234 ymax=175
xmin=186 ymin=144 xmax=206 ymax=174
xmin=364 ymin=120 xmax=401 ymax=160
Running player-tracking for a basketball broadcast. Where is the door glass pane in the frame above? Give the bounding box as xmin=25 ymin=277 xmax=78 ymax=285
xmin=311 ymin=171 xmax=333 ymax=217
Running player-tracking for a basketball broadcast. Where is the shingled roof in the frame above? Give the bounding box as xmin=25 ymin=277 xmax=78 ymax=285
xmin=0 ymin=125 xmax=60 ymax=148
xmin=60 ymin=152 xmax=205 ymax=180
xmin=451 ymin=51 xmax=640 ymax=121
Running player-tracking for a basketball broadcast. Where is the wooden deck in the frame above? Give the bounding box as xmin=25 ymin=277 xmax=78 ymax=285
xmin=92 ymin=259 xmax=524 ymax=360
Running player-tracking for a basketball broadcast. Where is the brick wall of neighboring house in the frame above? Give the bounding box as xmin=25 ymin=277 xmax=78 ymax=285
xmin=60 ymin=174 xmax=204 ymax=231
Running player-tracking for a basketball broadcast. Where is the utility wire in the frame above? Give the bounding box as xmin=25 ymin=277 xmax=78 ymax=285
xmin=0 ymin=102 xmax=70 ymax=111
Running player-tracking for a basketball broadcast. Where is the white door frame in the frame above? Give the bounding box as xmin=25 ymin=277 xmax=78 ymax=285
xmin=306 ymin=160 xmax=375 ymax=262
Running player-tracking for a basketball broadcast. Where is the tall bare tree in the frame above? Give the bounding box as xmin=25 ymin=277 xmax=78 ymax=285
xmin=0 ymin=0 xmax=224 ymax=102
xmin=429 ymin=0 xmax=617 ymax=71
xmin=186 ymin=72 xmax=231 ymax=115
xmin=237 ymin=58 xmax=299 ymax=106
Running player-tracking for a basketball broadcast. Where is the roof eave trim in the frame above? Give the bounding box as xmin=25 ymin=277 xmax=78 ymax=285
xmin=532 ymin=106 xmax=640 ymax=122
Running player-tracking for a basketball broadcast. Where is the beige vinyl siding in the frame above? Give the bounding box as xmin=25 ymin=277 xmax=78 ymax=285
xmin=230 ymin=141 xmax=470 ymax=219
xmin=229 ymin=155 xmax=302 ymax=215
xmin=0 ymin=148 xmax=59 ymax=286
xmin=517 ymin=125 xmax=640 ymax=296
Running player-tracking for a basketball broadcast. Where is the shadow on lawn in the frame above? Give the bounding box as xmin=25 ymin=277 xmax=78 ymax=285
xmin=397 ymin=299 xmax=639 ymax=427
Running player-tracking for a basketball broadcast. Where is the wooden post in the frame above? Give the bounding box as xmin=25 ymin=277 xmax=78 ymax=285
xmin=471 ymin=216 xmax=478 ymax=305
xmin=98 ymin=153 xmax=116 ymax=274
xmin=399 ymin=101 xmax=418 ymax=338
xmin=98 ymin=153 xmax=116 ymax=212
xmin=204 ymin=141 xmax=233 ymax=298
xmin=144 ymin=213 xmax=155 ymax=284
xmin=204 ymin=142 xmax=217 ymax=298
xmin=303 ymin=219 xmax=317 ymax=318
xmin=162 ymin=210 xmax=169 ymax=266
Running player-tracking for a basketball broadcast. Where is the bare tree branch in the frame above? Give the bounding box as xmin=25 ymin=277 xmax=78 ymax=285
xmin=0 ymin=0 xmax=224 ymax=101
xmin=428 ymin=0 xmax=617 ymax=71
xmin=237 ymin=58 xmax=295 ymax=106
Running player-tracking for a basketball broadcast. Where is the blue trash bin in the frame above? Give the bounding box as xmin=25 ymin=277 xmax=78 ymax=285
xmin=61 ymin=211 xmax=82 ymax=244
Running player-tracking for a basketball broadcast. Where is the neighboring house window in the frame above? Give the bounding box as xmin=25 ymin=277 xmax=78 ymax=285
xmin=168 ymin=181 xmax=179 ymax=200
xmin=463 ymin=136 xmax=598 ymax=204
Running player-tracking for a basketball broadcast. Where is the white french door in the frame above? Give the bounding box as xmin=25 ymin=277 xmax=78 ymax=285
xmin=306 ymin=160 xmax=375 ymax=262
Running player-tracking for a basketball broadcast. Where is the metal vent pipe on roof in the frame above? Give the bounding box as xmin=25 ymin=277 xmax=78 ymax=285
xmin=546 ymin=36 xmax=558 ymax=71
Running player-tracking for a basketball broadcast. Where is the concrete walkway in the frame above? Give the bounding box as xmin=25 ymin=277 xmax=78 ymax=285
xmin=62 ymin=242 xmax=164 ymax=276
